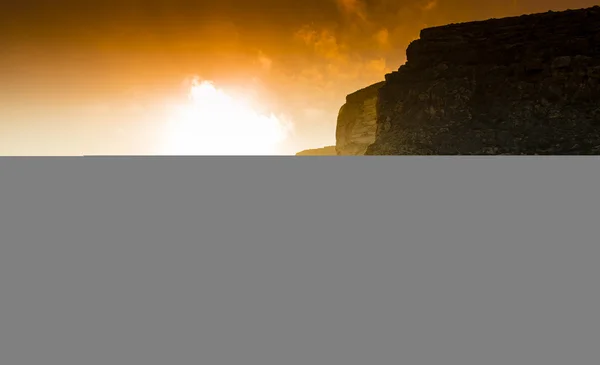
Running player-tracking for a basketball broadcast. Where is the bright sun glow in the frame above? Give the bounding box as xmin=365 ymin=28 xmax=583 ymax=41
xmin=163 ymin=78 xmax=292 ymax=155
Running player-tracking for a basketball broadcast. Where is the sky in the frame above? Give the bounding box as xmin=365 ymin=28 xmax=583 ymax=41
xmin=1 ymin=0 xmax=598 ymax=155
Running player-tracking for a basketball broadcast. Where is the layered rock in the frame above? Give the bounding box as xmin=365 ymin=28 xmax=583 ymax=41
xmin=296 ymin=146 xmax=337 ymax=156
xmin=335 ymin=81 xmax=385 ymax=155
xmin=363 ymin=6 xmax=600 ymax=155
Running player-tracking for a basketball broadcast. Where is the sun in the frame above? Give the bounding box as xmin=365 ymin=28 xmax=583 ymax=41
xmin=162 ymin=79 xmax=292 ymax=155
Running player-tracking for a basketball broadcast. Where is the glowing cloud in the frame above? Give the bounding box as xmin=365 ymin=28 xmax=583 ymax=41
xmin=422 ymin=0 xmax=438 ymax=11
xmin=336 ymin=0 xmax=368 ymax=21
xmin=257 ymin=51 xmax=273 ymax=71
xmin=162 ymin=78 xmax=293 ymax=155
xmin=374 ymin=28 xmax=390 ymax=47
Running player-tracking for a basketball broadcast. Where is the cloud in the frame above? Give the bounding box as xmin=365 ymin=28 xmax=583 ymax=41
xmin=421 ymin=0 xmax=438 ymax=11
xmin=294 ymin=26 xmax=345 ymax=61
xmin=313 ymin=31 xmax=344 ymax=60
xmin=290 ymin=24 xmax=391 ymax=96
xmin=294 ymin=26 xmax=317 ymax=45
xmin=335 ymin=0 xmax=367 ymax=21
xmin=374 ymin=28 xmax=390 ymax=47
xmin=257 ymin=51 xmax=273 ymax=70
xmin=366 ymin=58 xmax=388 ymax=74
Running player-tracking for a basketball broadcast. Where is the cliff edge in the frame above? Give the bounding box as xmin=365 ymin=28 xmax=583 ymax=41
xmin=335 ymin=81 xmax=385 ymax=155
xmin=296 ymin=146 xmax=337 ymax=156
xmin=342 ymin=6 xmax=600 ymax=155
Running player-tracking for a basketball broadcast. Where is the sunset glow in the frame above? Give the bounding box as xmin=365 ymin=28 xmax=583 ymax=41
xmin=1 ymin=0 xmax=597 ymax=155
xmin=163 ymin=79 xmax=293 ymax=155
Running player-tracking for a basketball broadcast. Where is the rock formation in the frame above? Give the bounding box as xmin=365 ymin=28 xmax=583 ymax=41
xmin=296 ymin=146 xmax=337 ymax=156
xmin=338 ymin=6 xmax=600 ymax=155
xmin=335 ymin=81 xmax=385 ymax=155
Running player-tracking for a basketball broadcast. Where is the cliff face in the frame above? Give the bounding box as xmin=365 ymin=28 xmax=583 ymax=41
xmin=360 ymin=6 xmax=600 ymax=155
xmin=335 ymin=81 xmax=385 ymax=155
xmin=296 ymin=146 xmax=337 ymax=156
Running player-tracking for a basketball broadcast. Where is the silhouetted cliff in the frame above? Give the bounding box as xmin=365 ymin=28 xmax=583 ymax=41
xmin=339 ymin=6 xmax=600 ymax=155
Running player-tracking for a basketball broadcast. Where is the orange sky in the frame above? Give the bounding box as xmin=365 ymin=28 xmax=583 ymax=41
xmin=1 ymin=0 xmax=598 ymax=155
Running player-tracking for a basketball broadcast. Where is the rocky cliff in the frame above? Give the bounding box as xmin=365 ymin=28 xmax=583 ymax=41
xmin=338 ymin=6 xmax=600 ymax=155
xmin=335 ymin=81 xmax=385 ymax=155
xmin=296 ymin=146 xmax=337 ymax=156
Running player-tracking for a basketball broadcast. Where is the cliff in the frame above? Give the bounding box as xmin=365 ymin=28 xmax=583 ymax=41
xmin=296 ymin=146 xmax=337 ymax=156
xmin=342 ymin=6 xmax=600 ymax=155
xmin=335 ymin=81 xmax=385 ymax=155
